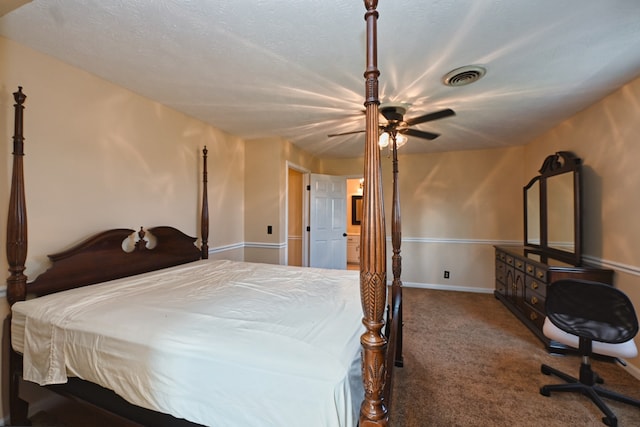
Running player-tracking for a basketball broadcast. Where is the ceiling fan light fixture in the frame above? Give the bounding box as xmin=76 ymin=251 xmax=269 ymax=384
xmin=395 ymin=133 xmax=408 ymax=148
xmin=378 ymin=132 xmax=390 ymax=148
xmin=442 ymin=65 xmax=486 ymax=87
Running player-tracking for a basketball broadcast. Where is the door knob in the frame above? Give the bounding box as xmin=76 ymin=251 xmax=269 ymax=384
xmin=343 ymin=233 xmax=347 ymax=237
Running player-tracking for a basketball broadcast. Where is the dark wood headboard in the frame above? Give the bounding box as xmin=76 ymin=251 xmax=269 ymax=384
xmin=26 ymin=226 xmax=202 ymax=297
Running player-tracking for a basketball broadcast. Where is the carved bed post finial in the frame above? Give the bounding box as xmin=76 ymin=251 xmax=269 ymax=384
xmin=360 ymin=1 xmax=388 ymax=426
xmin=201 ymin=146 xmax=209 ymax=259
xmin=7 ymin=87 xmax=28 ymax=305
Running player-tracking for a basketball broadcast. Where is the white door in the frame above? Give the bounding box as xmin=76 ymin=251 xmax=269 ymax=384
xmin=309 ymin=174 xmax=347 ymax=269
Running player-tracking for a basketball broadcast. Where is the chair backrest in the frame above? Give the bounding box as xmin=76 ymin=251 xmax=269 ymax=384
xmin=546 ymin=279 xmax=639 ymax=344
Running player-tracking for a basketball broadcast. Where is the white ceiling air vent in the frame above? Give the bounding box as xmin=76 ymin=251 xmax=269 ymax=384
xmin=442 ymin=65 xmax=486 ymax=87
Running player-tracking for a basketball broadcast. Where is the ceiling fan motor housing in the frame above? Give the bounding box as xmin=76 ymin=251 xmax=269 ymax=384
xmin=380 ymin=104 xmax=407 ymax=122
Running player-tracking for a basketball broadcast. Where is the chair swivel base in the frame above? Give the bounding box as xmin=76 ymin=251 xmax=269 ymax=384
xmin=540 ymin=363 xmax=640 ymax=427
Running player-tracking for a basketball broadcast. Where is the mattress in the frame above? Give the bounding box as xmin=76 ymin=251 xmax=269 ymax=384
xmin=12 ymin=260 xmax=365 ymax=427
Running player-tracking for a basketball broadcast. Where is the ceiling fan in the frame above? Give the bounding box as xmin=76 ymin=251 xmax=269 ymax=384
xmin=328 ymin=103 xmax=455 ymax=144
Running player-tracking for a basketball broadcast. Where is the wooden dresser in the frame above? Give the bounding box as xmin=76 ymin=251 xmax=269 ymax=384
xmin=494 ymin=245 xmax=614 ymax=352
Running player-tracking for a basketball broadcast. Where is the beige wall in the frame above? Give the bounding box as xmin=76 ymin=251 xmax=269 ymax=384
xmin=524 ymin=75 xmax=640 ymax=374
xmin=320 ymin=146 xmax=524 ymax=291
xmin=387 ymin=147 xmax=525 ymax=290
xmin=1 ymin=36 xmax=245 ymax=416
xmin=1 ymin=36 xmax=245 ymax=275
xmin=390 ymin=147 xmax=524 ymax=240
xmin=0 ymin=0 xmax=30 ymax=17
xmin=244 ymin=137 xmax=282 ymax=263
xmin=244 ymin=136 xmax=318 ymax=264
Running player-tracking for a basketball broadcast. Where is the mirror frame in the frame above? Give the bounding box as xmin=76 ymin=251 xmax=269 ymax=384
xmin=524 ymin=176 xmax=541 ymax=246
xmin=523 ymin=151 xmax=582 ymax=265
xmin=352 ymin=195 xmax=363 ymax=225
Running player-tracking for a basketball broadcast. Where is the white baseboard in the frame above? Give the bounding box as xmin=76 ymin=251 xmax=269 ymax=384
xmin=402 ymin=281 xmax=494 ymax=294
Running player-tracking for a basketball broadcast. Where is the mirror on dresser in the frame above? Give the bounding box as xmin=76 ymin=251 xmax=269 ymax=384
xmin=496 ymin=151 xmax=613 ymax=352
xmin=524 ymin=151 xmax=582 ymax=265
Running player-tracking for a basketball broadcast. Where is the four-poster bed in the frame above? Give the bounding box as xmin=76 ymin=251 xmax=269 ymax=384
xmin=5 ymin=1 xmax=401 ymax=426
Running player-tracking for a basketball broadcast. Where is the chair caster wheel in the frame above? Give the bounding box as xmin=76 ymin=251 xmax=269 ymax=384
xmin=603 ymin=416 xmax=617 ymax=426
xmin=540 ymin=386 xmax=550 ymax=397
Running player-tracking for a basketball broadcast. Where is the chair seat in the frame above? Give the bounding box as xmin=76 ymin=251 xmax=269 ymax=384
xmin=543 ymin=318 xmax=638 ymax=359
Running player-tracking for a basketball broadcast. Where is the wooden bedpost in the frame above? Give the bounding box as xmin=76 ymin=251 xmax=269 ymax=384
xmin=6 ymin=87 xmax=28 ymax=306
xmin=390 ymin=137 xmax=403 ymax=368
xmin=6 ymin=86 xmax=31 ymax=426
xmin=360 ymin=1 xmax=388 ymax=426
xmin=201 ymin=146 xmax=209 ymax=259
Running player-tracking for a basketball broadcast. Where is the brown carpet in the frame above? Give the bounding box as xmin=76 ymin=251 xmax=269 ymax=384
xmin=28 ymin=287 xmax=640 ymax=426
xmin=390 ymin=287 xmax=640 ymax=427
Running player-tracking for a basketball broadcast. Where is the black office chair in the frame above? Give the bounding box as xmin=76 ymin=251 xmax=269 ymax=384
xmin=540 ymin=279 xmax=640 ymax=426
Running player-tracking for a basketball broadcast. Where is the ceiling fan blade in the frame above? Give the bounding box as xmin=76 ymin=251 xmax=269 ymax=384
xmin=403 ymin=128 xmax=440 ymax=140
xmin=327 ymin=129 xmax=366 ymax=137
xmin=405 ymin=108 xmax=455 ymax=126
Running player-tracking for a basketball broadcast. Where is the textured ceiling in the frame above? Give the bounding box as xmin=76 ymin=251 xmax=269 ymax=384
xmin=2 ymin=1 xmax=640 ymax=158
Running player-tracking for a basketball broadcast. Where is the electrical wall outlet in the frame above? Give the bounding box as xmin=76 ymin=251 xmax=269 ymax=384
xmin=444 ymin=270 xmax=450 ymax=279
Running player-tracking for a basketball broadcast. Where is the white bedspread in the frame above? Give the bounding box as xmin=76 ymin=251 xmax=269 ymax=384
xmin=12 ymin=260 xmax=364 ymax=427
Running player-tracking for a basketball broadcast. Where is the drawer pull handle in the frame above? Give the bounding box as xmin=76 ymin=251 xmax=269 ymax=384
xmin=527 ymin=266 xmax=533 ymax=273
xmin=516 ymin=261 xmax=523 ymax=268
xmin=531 ymin=281 xmax=538 ymax=290
xmin=530 ymin=312 xmax=538 ymax=321
xmin=537 ymin=271 xmax=545 ymax=279
xmin=530 ymin=296 xmax=538 ymax=305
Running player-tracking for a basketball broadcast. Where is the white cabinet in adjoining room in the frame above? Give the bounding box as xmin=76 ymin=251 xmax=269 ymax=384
xmin=347 ymin=234 xmax=360 ymax=264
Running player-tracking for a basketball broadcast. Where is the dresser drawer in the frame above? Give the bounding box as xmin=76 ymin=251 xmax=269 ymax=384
xmin=534 ymin=266 xmax=547 ymax=281
xmin=514 ymin=257 xmax=525 ymax=272
xmin=524 ymin=262 xmax=547 ymax=283
xmin=525 ymin=262 xmax=536 ymax=276
xmin=496 ymin=261 xmax=506 ymax=283
xmin=524 ymin=287 xmax=545 ymax=312
xmin=526 ymin=276 xmax=547 ymax=297
xmin=505 ymin=254 xmax=514 ymax=267
xmin=522 ymin=304 xmax=545 ymax=330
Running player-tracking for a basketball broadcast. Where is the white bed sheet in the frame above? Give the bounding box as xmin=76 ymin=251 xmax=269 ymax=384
xmin=12 ymin=259 xmax=365 ymax=427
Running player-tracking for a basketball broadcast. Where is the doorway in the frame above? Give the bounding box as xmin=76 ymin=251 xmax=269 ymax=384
xmin=346 ymin=177 xmax=363 ymax=270
xmin=286 ymin=166 xmax=361 ymax=270
xmin=287 ymin=165 xmax=307 ymax=267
